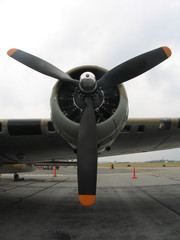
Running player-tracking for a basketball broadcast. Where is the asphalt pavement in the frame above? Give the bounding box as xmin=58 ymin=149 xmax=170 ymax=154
xmin=0 ymin=167 xmax=180 ymax=240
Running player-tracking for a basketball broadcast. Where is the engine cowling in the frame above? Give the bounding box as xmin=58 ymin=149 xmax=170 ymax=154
xmin=50 ymin=65 xmax=129 ymax=153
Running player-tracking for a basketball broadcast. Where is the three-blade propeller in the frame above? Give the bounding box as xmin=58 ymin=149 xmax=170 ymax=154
xmin=7 ymin=46 xmax=171 ymax=206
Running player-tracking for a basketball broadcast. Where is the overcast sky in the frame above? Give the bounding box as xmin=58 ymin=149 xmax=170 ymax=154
xmin=0 ymin=0 xmax=180 ymax=162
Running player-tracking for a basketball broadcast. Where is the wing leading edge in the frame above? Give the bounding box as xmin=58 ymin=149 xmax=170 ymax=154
xmin=1 ymin=118 xmax=180 ymax=164
xmin=101 ymin=118 xmax=180 ymax=157
xmin=0 ymin=119 xmax=74 ymax=164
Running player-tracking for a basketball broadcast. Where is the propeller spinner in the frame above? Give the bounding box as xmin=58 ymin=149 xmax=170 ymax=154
xmin=79 ymin=72 xmax=97 ymax=93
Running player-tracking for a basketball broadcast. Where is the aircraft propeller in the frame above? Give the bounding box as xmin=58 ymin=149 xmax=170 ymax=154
xmin=98 ymin=47 xmax=171 ymax=89
xmin=7 ymin=46 xmax=171 ymax=206
xmin=77 ymin=97 xmax=97 ymax=206
xmin=7 ymin=49 xmax=78 ymax=84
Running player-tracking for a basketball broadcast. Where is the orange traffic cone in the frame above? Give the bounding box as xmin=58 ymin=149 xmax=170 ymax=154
xmin=109 ymin=164 xmax=114 ymax=169
xmin=53 ymin=166 xmax=57 ymax=177
xmin=132 ymin=167 xmax=137 ymax=179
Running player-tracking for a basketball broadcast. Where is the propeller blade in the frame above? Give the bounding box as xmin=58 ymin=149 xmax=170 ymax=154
xmin=77 ymin=97 xmax=97 ymax=206
xmin=98 ymin=46 xmax=171 ymax=89
xmin=7 ymin=49 xmax=78 ymax=84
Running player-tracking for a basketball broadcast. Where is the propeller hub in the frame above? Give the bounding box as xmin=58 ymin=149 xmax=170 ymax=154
xmin=79 ymin=72 xmax=97 ymax=93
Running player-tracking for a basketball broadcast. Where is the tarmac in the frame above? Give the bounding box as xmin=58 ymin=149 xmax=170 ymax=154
xmin=0 ymin=166 xmax=180 ymax=240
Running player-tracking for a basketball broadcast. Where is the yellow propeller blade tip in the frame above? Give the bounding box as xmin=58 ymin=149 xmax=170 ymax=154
xmin=79 ymin=195 xmax=96 ymax=206
xmin=7 ymin=48 xmax=18 ymax=56
xmin=162 ymin=46 xmax=172 ymax=58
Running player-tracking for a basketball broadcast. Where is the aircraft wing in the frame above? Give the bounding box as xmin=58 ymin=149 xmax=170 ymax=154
xmin=101 ymin=118 xmax=180 ymax=157
xmin=1 ymin=118 xmax=180 ymax=165
xmin=0 ymin=119 xmax=75 ymax=165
